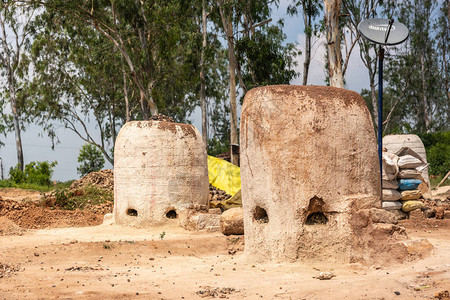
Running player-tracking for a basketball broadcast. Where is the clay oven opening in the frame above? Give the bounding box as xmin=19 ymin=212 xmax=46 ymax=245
xmin=305 ymin=196 xmax=328 ymax=225
xmin=166 ymin=209 xmax=178 ymax=219
xmin=254 ymin=206 xmax=269 ymax=224
xmin=127 ymin=208 xmax=138 ymax=217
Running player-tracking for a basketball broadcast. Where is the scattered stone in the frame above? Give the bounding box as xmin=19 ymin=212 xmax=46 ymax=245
xmin=103 ymin=213 xmax=114 ymax=225
xmin=0 ymin=263 xmax=20 ymax=278
xmin=422 ymin=207 xmax=436 ymax=219
xmin=389 ymin=209 xmax=408 ymax=220
xmin=434 ymin=290 xmax=449 ymax=299
xmin=314 ymin=272 xmax=336 ymax=280
xmin=196 ymin=286 xmax=237 ymax=298
xmin=444 ymin=211 xmax=450 ymax=219
xmin=403 ymin=239 xmax=433 ymax=256
xmin=436 ymin=207 xmax=445 ymax=219
xmin=409 ymin=209 xmax=423 ymax=219
xmin=394 ymin=291 xmax=400 ymax=295
xmin=370 ymin=208 xmax=398 ymax=224
xmin=220 ymin=207 xmax=244 ymax=236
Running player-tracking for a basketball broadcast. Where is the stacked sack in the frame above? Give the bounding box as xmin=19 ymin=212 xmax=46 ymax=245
xmin=381 ymin=147 xmax=428 ymax=214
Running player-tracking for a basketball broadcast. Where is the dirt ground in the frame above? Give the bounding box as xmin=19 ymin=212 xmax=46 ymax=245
xmin=1 ymin=188 xmax=449 ymax=299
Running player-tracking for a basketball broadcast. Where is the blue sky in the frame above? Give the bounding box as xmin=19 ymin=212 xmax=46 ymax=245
xmin=0 ymin=2 xmax=373 ymax=181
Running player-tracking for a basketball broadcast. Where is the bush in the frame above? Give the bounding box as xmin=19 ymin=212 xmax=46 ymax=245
xmin=9 ymin=161 xmax=57 ymax=186
xmin=77 ymin=144 xmax=105 ymax=177
xmin=417 ymin=131 xmax=450 ymax=176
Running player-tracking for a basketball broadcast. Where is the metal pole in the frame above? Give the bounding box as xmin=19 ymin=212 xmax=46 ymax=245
xmin=378 ymin=47 xmax=384 ymax=198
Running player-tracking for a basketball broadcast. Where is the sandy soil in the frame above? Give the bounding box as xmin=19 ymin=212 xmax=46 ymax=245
xmin=0 ymin=187 xmax=449 ymax=299
xmin=0 ymin=220 xmax=448 ymax=300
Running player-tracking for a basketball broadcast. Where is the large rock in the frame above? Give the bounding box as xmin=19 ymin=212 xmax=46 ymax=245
xmin=240 ymin=85 xmax=408 ymax=264
xmin=114 ymin=121 xmax=209 ymax=226
xmin=220 ymin=207 xmax=244 ymax=236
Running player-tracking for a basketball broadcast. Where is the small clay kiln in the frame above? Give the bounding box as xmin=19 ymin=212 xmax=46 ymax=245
xmin=113 ymin=121 xmax=209 ymax=226
xmin=240 ymin=85 xmax=406 ymax=263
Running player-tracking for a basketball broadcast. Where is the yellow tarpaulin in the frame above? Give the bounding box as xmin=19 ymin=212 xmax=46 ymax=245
xmin=207 ymin=155 xmax=241 ymax=196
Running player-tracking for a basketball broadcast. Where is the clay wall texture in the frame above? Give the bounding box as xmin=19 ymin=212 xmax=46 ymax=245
xmin=240 ymin=85 xmax=383 ymax=262
xmin=114 ymin=121 xmax=209 ymax=226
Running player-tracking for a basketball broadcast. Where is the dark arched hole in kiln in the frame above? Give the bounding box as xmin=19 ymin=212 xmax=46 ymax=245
xmin=166 ymin=210 xmax=178 ymax=219
xmin=127 ymin=208 xmax=138 ymax=217
xmin=305 ymin=196 xmax=328 ymax=225
xmin=305 ymin=212 xmax=328 ymax=225
xmin=254 ymin=206 xmax=269 ymax=223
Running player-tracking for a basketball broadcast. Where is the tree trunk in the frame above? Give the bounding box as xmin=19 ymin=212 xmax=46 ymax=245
xmin=123 ymin=68 xmax=130 ymax=122
xmin=420 ymin=54 xmax=431 ymax=132
xmin=200 ymin=0 xmax=208 ymax=146
xmin=323 ymin=0 xmax=344 ymax=88
xmin=7 ymin=67 xmax=24 ymax=172
xmin=227 ymin=20 xmax=239 ymax=166
xmin=302 ymin=6 xmax=311 ymax=85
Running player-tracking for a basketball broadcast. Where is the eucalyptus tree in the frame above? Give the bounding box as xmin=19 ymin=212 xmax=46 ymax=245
xmin=288 ymin=0 xmax=323 ymax=85
xmin=31 ymin=0 xmax=202 ymax=120
xmin=323 ymin=0 xmax=344 ymax=87
xmin=27 ymin=15 xmax=127 ymax=164
xmin=212 ymin=0 xmax=299 ymax=164
xmin=342 ymin=0 xmax=383 ymax=131
xmin=0 ymin=1 xmax=37 ymax=171
xmin=384 ymin=0 xmax=447 ymax=133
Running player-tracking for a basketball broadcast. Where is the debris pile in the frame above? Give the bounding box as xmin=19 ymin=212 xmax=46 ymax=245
xmin=0 ymin=263 xmax=20 ymax=278
xmin=196 ymin=286 xmax=238 ymax=298
xmin=209 ymin=184 xmax=232 ymax=203
xmin=70 ymin=169 xmax=114 ymax=192
xmin=0 ymin=216 xmax=26 ymax=236
xmin=150 ymin=114 xmax=174 ymax=122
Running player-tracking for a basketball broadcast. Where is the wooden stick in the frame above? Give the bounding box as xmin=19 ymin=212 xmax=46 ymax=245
xmin=436 ymin=170 xmax=450 ymax=189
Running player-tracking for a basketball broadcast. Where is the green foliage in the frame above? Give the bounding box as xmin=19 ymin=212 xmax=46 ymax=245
xmin=417 ymin=131 xmax=450 ymax=176
xmin=77 ymin=144 xmax=105 ymax=177
xmin=236 ymin=23 xmax=300 ymax=92
xmin=0 ymin=179 xmax=72 ymax=192
xmin=47 ymin=185 xmax=113 ymax=211
xmin=8 ymin=161 xmax=57 ymax=186
xmin=207 ymin=137 xmax=230 ymax=157
xmin=383 ymin=0 xmax=449 ymax=132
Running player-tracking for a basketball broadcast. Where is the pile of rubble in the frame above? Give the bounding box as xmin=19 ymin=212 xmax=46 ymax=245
xmin=0 ymin=263 xmax=20 ymax=278
xmin=70 ymin=169 xmax=114 ymax=192
xmin=150 ymin=114 xmax=174 ymax=122
xmin=209 ymin=184 xmax=232 ymax=203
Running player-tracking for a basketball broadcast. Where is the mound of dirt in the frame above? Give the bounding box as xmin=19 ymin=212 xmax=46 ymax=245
xmin=0 ymin=216 xmax=26 ymax=236
xmin=0 ymin=198 xmax=103 ymax=229
xmin=70 ymin=169 xmax=114 ymax=192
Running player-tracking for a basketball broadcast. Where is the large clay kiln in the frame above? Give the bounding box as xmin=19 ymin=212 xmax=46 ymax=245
xmin=113 ymin=121 xmax=209 ymax=226
xmin=240 ymin=85 xmax=406 ymax=263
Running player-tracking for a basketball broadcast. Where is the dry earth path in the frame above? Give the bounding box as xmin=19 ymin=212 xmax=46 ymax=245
xmin=0 ymin=220 xmax=449 ymax=300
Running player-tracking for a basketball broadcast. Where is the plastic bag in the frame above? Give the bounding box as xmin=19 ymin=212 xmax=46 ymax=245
xmin=398 ymin=179 xmax=422 ymax=191
xmin=382 ymin=152 xmax=399 ymax=180
xmin=382 ymin=201 xmax=402 ymax=210
xmin=382 ymin=179 xmax=399 ymax=189
xmin=207 ymin=156 xmax=241 ymax=196
xmin=398 ymin=169 xmax=425 ymax=181
xmin=400 ymin=190 xmax=422 ymax=201
xmin=395 ymin=147 xmax=428 ymax=170
xmin=382 ymin=189 xmax=402 ymax=201
xmin=401 ymin=200 xmax=424 ymax=212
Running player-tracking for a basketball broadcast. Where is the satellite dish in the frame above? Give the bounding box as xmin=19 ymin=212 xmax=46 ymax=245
xmin=357 ymin=18 xmax=409 ymax=46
